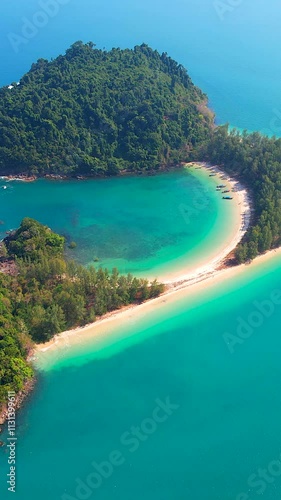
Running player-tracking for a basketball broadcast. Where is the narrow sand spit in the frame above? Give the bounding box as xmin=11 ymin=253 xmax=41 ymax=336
xmin=36 ymin=163 xmax=257 ymax=356
xmin=36 ymin=247 xmax=281 ymax=356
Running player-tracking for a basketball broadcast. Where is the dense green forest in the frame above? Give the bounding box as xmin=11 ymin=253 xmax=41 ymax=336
xmin=0 ymin=42 xmax=213 ymax=175
xmin=1 ymin=42 xmax=281 ymax=262
xmin=0 ymin=218 xmax=164 ymax=408
xmin=201 ymin=125 xmax=281 ymax=262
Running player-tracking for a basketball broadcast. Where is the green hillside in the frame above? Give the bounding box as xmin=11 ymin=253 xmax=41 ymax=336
xmin=0 ymin=42 xmax=213 ymax=176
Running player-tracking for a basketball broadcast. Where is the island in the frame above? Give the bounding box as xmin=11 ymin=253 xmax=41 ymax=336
xmin=1 ymin=42 xmax=281 ymax=422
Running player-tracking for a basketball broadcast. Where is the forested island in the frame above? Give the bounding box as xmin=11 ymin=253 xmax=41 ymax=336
xmin=0 ymin=218 xmax=164 ymax=415
xmin=2 ymin=42 xmax=281 ymax=417
xmin=0 ymin=42 xmax=212 ymax=176
xmin=1 ymin=42 xmax=281 ymax=263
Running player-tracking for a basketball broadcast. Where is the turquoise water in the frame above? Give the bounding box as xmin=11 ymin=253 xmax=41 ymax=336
xmin=1 ymin=0 xmax=281 ymax=133
xmin=1 ymin=253 xmax=281 ymax=499
xmin=0 ymin=168 xmax=236 ymax=279
xmin=1 ymin=2 xmax=281 ymax=499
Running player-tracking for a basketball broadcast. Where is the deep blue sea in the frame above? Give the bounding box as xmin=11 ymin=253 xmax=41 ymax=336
xmin=1 ymin=0 xmax=281 ymax=133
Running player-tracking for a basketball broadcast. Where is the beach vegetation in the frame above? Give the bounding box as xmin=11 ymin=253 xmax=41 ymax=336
xmin=0 ymin=219 xmax=165 ymax=406
xmin=202 ymin=125 xmax=281 ymax=262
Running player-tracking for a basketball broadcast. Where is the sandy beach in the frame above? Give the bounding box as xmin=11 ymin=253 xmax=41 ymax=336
xmin=36 ymin=245 xmax=281 ymax=358
xmin=159 ymin=161 xmax=252 ymax=284
xmin=36 ymin=162 xmax=257 ymax=357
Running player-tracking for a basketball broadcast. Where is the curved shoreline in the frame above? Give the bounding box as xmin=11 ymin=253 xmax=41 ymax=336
xmin=36 ymin=162 xmax=253 ymax=357
xmin=36 ymin=246 xmax=281 ymax=360
xmin=159 ymin=161 xmax=252 ymax=283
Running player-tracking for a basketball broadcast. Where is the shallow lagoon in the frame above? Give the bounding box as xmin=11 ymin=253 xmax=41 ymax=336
xmin=0 ymin=168 xmax=236 ymax=279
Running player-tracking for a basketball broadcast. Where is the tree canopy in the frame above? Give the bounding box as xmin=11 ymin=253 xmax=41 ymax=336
xmin=202 ymin=125 xmax=281 ymax=262
xmin=0 ymin=218 xmax=164 ymax=408
xmin=0 ymin=42 xmax=212 ymax=176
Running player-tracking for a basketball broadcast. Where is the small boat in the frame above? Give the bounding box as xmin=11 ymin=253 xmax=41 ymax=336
xmin=223 ymin=196 xmax=233 ymax=200
xmin=1 ymin=186 xmax=7 ymax=190
xmin=223 ymin=190 xmax=230 ymax=193
xmin=209 ymin=174 xmax=216 ymax=177
xmin=217 ymin=184 xmax=226 ymax=188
